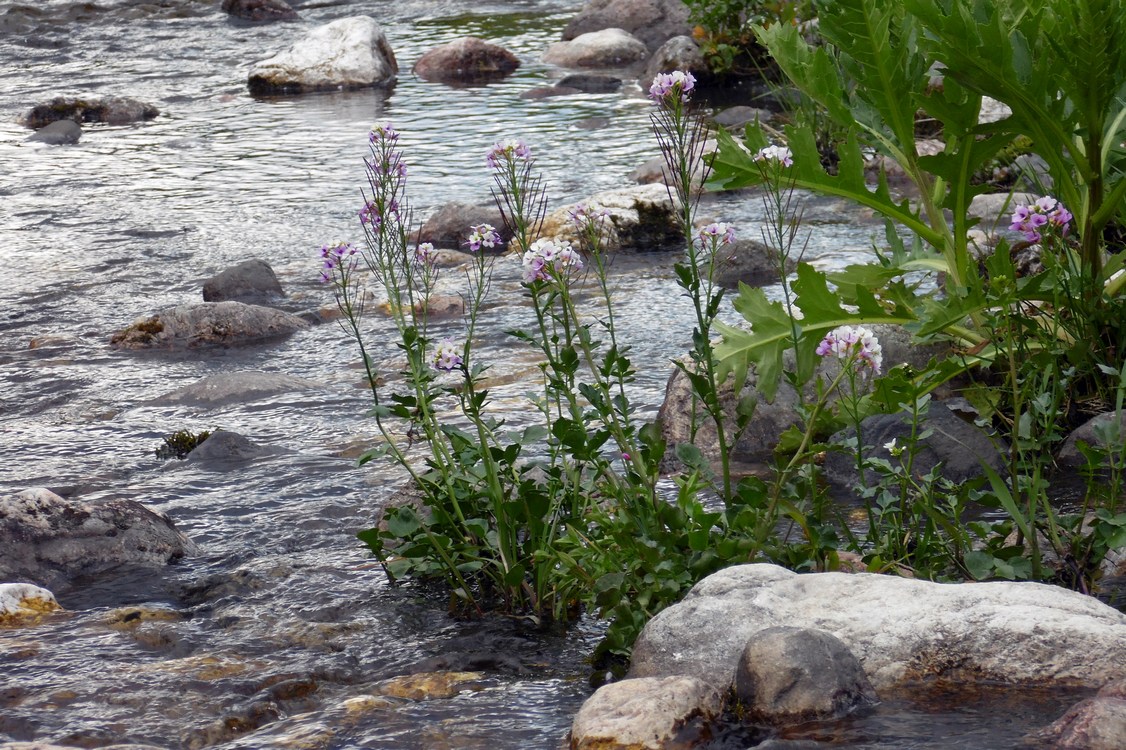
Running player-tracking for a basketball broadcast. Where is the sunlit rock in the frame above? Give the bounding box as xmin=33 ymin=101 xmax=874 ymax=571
xmin=374 ymin=671 xmax=487 ymax=700
xmin=538 ymin=184 xmax=682 ymax=253
xmin=248 ymin=17 xmax=398 ymax=96
xmin=0 ymin=583 xmax=62 ymax=626
xmin=26 ymin=120 xmax=81 ymax=145
xmin=110 ymin=301 xmax=309 ymax=349
xmin=155 ymin=371 xmax=322 ymax=407
xmin=562 ymin=0 xmax=692 ymax=54
xmin=630 ymin=563 xmax=1126 ymax=690
xmin=0 ymin=488 xmax=197 ymax=590
xmin=570 ymin=675 xmax=724 ymax=749
xmin=641 ymin=34 xmax=707 ymax=86
xmin=543 ymin=28 xmax=649 ymax=69
xmin=412 ymin=37 xmax=521 ymax=84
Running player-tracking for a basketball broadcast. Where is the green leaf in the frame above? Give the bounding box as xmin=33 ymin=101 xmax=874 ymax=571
xmin=963 ymin=550 xmax=996 ymax=581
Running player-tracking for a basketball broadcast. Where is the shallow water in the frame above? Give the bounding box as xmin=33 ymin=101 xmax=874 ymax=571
xmin=0 ymin=1 xmax=1094 ymax=748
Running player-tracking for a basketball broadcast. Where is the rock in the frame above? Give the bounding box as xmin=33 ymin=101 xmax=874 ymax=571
xmin=412 ymin=37 xmax=520 ymax=84
xmin=374 ymin=672 xmax=486 ymax=700
xmin=221 ymin=0 xmax=299 ymax=23
xmin=562 ymin=0 xmax=692 ymax=54
xmin=557 ymin=73 xmax=622 ymax=93
xmin=543 ymin=28 xmax=649 ymax=69
xmin=26 ymin=120 xmax=81 ymax=145
xmin=521 ymin=85 xmax=582 ymax=99
xmin=0 ymin=744 xmax=169 ymax=750
xmin=641 ymin=35 xmax=708 ymax=87
xmin=248 ymin=17 xmax=398 ymax=96
xmin=110 ymin=301 xmax=309 ymax=349
xmin=1024 ymin=678 xmax=1126 ymax=750
xmin=418 ymin=202 xmax=509 ymax=250
xmin=185 ymin=430 xmax=278 ymax=463
xmin=712 ymin=106 xmax=775 ymax=132
xmin=155 ymin=371 xmax=322 ymax=407
xmin=658 ymin=324 xmax=946 ymax=470
xmin=1057 ymin=410 xmax=1126 ymax=472
xmin=1011 ymin=153 xmax=1053 ymax=192
xmin=202 ymin=259 xmax=285 ymax=303
xmin=968 ymin=191 xmax=1037 ymax=231
xmin=734 ymin=627 xmax=878 ymax=725
xmin=569 ymin=675 xmax=724 ymax=750
xmin=820 ymin=401 xmax=1008 ymax=497
xmin=537 ymin=184 xmax=682 ymax=253
xmin=866 ymin=138 xmax=944 ymax=182
xmin=713 ymin=238 xmax=794 ymax=289
xmin=0 ymin=488 xmax=197 ymax=590
xmin=0 ymin=583 xmax=62 ymax=626
xmin=629 ymin=564 xmax=1126 ymax=690
xmin=20 ymin=96 xmax=159 ymax=129
xmin=631 ymin=138 xmax=715 ymax=187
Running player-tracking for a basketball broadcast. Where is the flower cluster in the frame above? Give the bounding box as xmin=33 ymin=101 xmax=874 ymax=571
xmin=1010 ymin=196 xmax=1072 ymax=242
xmin=369 ymin=122 xmax=399 ymax=143
xmin=319 ymin=242 xmax=358 ymax=283
xmin=754 ymin=145 xmax=794 ymax=168
xmin=467 ymin=224 xmax=502 ymax=252
xmin=522 ymin=237 xmax=583 ymax=284
xmin=816 ymin=325 xmax=883 ymax=376
xmin=433 ymin=338 xmax=464 ymax=372
xmin=486 ymin=139 xmax=532 ymax=170
xmin=649 ymin=71 xmax=696 ymax=103
xmin=568 ymin=202 xmax=612 ymax=229
xmin=696 ymin=222 xmax=736 ymax=247
xmin=414 ymin=242 xmax=438 ymax=266
xmin=366 ymin=123 xmax=407 ymax=179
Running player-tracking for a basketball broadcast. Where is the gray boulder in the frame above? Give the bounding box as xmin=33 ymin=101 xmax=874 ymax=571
xmin=248 ymin=17 xmax=398 ymax=96
xmin=821 ymin=402 xmax=1007 ymax=497
xmin=412 ymin=37 xmax=520 ymax=84
xmin=543 ymin=28 xmax=649 ymax=69
xmin=641 ymin=35 xmax=708 ymax=87
xmin=185 ymin=430 xmax=278 ymax=464
xmin=155 ymin=371 xmax=322 ymax=407
xmin=713 ymin=237 xmax=793 ymax=289
xmin=569 ymin=675 xmax=724 ymax=749
xmin=221 ymin=0 xmax=299 ymax=23
xmin=1024 ymin=678 xmax=1126 ymax=750
xmin=562 ymin=0 xmax=692 ymax=54
xmin=537 ymin=184 xmax=682 ymax=252
xmin=557 ymin=74 xmax=622 ymax=93
xmin=418 ymin=202 xmax=509 ymax=250
xmin=110 ymin=301 xmax=309 ymax=350
xmin=1058 ymin=410 xmax=1126 ymax=472
xmin=735 ymin=627 xmax=878 ymax=725
xmin=0 ymin=488 xmax=197 ymax=590
xmin=712 ymin=105 xmax=775 ymax=132
xmin=20 ymin=96 xmax=159 ymax=129
xmin=202 ymin=259 xmax=285 ymax=303
xmin=26 ymin=119 xmax=82 ymax=145
xmin=630 ymin=564 xmax=1126 ymax=690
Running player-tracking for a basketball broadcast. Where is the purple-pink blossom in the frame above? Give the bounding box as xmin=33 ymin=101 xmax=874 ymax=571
xmin=1010 ymin=196 xmax=1072 ymax=242
xmin=467 ymin=224 xmax=502 ymax=252
xmin=433 ymin=339 xmax=464 ymax=372
xmin=816 ymin=325 xmax=883 ymax=376
xmin=568 ymin=202 xmax=612 ymax=229
xmin=649 ymin=71 xmax=696 ymax=103
xmin=522 ymin=237 xmax=583 ymax=283
xmin=697 ymin=222 xmax=736 ymax=247
xmin=414 ymin=242 xmax=438 ymax=266
xmin=486 ymin=139 xmax=532 ymax=169
xmin=318 ymin=242 xmax=359 ymax=283
xmin=754 ymin=145 xmax=793 ymax=168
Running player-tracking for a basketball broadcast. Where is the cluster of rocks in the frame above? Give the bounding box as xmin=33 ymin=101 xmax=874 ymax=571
xmin=571 ymin=564 xmax=1126 ymax=749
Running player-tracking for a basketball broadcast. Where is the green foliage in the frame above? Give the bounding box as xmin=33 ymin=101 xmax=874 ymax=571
xmin=154 ymin=428 xmax=213 ymax=460
xmin=682 ymin=0 xmax=811 ymax=74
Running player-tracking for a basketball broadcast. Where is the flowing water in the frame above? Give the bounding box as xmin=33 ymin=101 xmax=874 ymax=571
xmin=0 ymin=1 xmax=1091 ymax=748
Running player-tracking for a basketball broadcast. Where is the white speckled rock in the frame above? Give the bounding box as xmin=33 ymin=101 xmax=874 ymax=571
xmin=0 ymin=583 xmax=62 ymax=625
xmin=630 ymin=564 xmax=1126 ymax=690
xmin=570 ymin=675 xmax=724 ymax=750
xmin=537 ymin=184 xmax=681 ymax=252
xmin=248 ymin=17 xmax=397 ymax=95
xmin=544 ymin=28 xmax=649 ymax=69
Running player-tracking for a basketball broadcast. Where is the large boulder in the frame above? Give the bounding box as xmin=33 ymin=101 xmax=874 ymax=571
xmin=202 ymin=259 xmax=285 ymax=303
xmin=20 ymin=96 xmax=159 ymax=129
xmin=412 ymin=37 xmax=520 ymax=84
xmin=248 ymin=17 xmax=398 ymax=96
xmin=0 ymin=582 xmax=62 ymax=627
xmin=537 ymin=184 xmax=682 ymax=253
xmin=221 ymin=0 xmax=299 ymax=23
xmin=155 ymin=371 xmax=322 ymax=407
xmin=543 ymin=28 xmax=649 ymax=69
xmin=0 ymin=488 xmax=197 ymax=590
xmin=641 ymin=35 xmax=708 ymax=87
xmin=418 ymin=202 xmax=509 ymax=250
xmin=562 ymin=0 xmax=692 ymax=54
xmin=630 ymin=564 xmax=1126 ymax=690
xmin=110 ymin=301 xmax=309 ymax=350
xmin=569 ymin=675 xmax=724 ymax=749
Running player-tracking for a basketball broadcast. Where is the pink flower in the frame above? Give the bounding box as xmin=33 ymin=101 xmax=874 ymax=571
xmin=1010 ymin=196 xmax=1072 ymax=242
